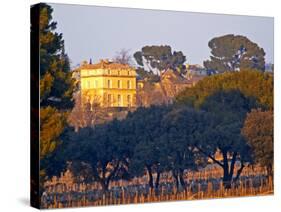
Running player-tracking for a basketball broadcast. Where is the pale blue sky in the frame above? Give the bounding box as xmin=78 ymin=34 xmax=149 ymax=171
xmin=50 ymin=3 xmax=274 ymax=68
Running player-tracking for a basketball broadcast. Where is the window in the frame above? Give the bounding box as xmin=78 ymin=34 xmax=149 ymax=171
xmin=108 ymin=94 xmax=112 ymax=106
xmin=117 ymin=80 xmax=121 ymax=89
xmin=95 ymin=80 xmax=98 ymax=88
xmin=127 ymin=95 xmax=131 ymax=107
xmin=117 ymin=94 xmax=121 ymax=107
xmin=107 ymin=80 xmax=111 ymax=88
xmin=127 ymin=80 xmax=131 ymax=89
xmin=138 ymin=83 xmax=143 ymax=89
xmin=87 ymin=81 xmax=91 ymax=89
xmin=127 ymin=70 xmax=130 ymax=75
xmin=118 ymin=70 xmax=120 ymax=75
xmin=108 ymin=69 xmax=111 ymax=75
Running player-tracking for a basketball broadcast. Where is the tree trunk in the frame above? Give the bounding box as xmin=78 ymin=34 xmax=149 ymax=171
xmin=100 ymin=179 xmax=109 ymax=193
xmin=146 ymin=165 xmax=154 ymax=191
xmin=155 ymin=171 xmax=161 ymax=195
xmin=267 ymin=164 xmax=273 ymax=179
xmin=222 ymin=151 xmax=232 ymax=189
xmin=234 ymin=162 xmax=245 ymax=183
xmin=229 ymin=152 xmax=237 ymax=179
xmin=179 ymin=169 xmax=186 ymax=191
xmin=223 ymin=171 xmax=232 ymax=189
xmin=99 ymin=166 xmax=110 ymax=195
xmin=172 ymin=171 xmax=180 ymax=192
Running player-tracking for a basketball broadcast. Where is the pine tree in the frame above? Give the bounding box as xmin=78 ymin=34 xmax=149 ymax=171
xmin=204 ymin=34 xmax=265 ymax=73
xmin=39 ymin=3 xmax=75 ymax=159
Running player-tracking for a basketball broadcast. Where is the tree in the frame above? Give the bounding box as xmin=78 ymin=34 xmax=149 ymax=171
xmin=176 ymin=70 xmax=273 ymax=110
xmin=40 ymin=107 xmax=66 ymax=159
xmin=113 ymin=49 xmax=132 ymax=65
xmin=127 ymin=106 xmax=172 ymax=192
xmin=204 ymin=34 xmax=265 ymax=73
xmin=133 ymin=45 xmax=186 ymax=75
xmin=45 ymin=106 xmax=172 ymax=194
xmin=82 ymin=121 xmax=131 ymax=192
xmin=242 ymin=109 xmax=273 ymax=178
xmin=38 ymin=3 xmax=76 ymax=160
xmin=135 ymin=67 xmax=160 ymax=82
xmin=136 ymin=81 xmax=167 ymax=107
xmin=68 ymin=92 xmax=107 ymax=132
xmin=162 ymin=107 xmax=204 ymax=191
xmin=44 ymin=121 xmax=133 ymax=193
xmin=39 ymin=3 xmax=75 ymax=109
xmin=193 ymin=90 xmax=258 ymax=188
xmin=38 ymin=4 xmax=76 ymax=197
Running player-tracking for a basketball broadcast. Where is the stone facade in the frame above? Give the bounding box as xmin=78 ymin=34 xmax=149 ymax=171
xmin=80 ymin=60 xmax=137 ymax=108
xmin=137 ymin=69 xmax=205 ymax=107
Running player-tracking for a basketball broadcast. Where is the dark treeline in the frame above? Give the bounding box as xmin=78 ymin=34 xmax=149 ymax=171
xmin=42 ymin=70 xmax=273 ymax=193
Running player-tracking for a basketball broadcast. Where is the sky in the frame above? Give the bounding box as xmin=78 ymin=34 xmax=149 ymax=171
xmin=50 ymin=3 xmax=274 ymax=68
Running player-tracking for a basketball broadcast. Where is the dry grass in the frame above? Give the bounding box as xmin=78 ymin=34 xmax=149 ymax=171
xmin=42 ymin=165 xmax=273 ymax=209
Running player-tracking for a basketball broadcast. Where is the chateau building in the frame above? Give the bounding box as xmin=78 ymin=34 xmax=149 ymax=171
xmin=80 ymin=60 xmax=137 ymax=108
xmin=136 ymin=69 xmax=205 ymax=107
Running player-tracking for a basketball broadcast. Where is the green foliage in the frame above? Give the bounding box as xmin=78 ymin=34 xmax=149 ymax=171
xmin=198 ymin=90 xmax=256 ymax=157
xmin=41 ymin=127 xmax=75 ymax=178
xmin=39 ymin=3 xmax=75 ymax=109
xmin=133 ymin=45 xmax=186 ymax=74
xmin=136 ymin=67 xmax=160 ymax=82
xmin=44 ymin=121 xmax=133 ymax=191
xmin=204 ymin=34 xmax=265 ymax=73
xmin=162 ymin=107 xmax=204 ymax=169
xmin=193 ymin=90 xmax=258 ymax=188
xmin=38 ymin=4 xmax=75 ymax=177
xmin=45 ymin=106 xmax=175 ymax=191
xmin=126 ymin=106 xmax=172 ymax=190
xmin=161 ymin=107 xmax=206 ymax=189
xmin=40 ymin=107 xmax=67 ymax=159
xmin=242 ymin=109 xmax=273 ymax=177
xmin=176 ymin=70 xmax=273 ymax=109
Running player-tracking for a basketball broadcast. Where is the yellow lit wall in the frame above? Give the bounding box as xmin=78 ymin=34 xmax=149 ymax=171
xmin=80 ymin=63 xmax=137 ymax=108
